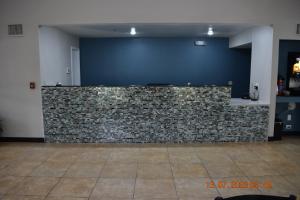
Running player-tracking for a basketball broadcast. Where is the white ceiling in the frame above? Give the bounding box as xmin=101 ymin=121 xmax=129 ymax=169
xmin=53 ymin=23 xmax=257 ymax=38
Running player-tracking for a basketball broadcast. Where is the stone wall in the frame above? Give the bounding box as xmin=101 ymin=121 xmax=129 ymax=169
xmin=41 ymin=86 xmax=269 ymax=143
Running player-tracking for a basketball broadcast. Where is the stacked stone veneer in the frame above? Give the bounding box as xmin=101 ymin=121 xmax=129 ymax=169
xmin=41 ymin=86 xmax=269 ymax=143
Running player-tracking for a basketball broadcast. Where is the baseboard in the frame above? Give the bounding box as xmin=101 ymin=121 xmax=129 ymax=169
xmin=268 ymin=136 xmax=282 ymax=141
xmin=0 ymin=137 xmax=45 ymax=142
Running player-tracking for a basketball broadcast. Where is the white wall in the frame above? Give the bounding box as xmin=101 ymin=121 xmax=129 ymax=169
xmin=0 ymin=24 xmax=44 ymax=138
xmin=229 ymin=29 xmax=252 ymax=48
xmin=39 ymin=26 xmax=79 ymax=86
xmin=230 ymin=26 xmax=273 ymax=104
xmin=250 ymin=27 xmax=273 ymax=104
xmin=0 ymin=0 xmax=300 ymax=138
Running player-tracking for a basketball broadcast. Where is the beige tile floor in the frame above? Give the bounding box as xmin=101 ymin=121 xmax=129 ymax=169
xmin=0 ymin=137 xmax=299 ymax=200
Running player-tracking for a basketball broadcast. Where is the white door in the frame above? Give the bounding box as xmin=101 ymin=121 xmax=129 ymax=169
xmin=71 ymin=47 xmax=81 ymax=86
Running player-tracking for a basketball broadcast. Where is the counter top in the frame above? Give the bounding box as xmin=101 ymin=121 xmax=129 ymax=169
xmin=276 ymin=96 xmax=300 ymax=103
xmin=230 ymin=98 xmax=269 ymax=106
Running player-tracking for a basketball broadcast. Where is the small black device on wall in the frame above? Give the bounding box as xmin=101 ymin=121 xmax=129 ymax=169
xmin=287 ymin=52 xmax=300 ymax=96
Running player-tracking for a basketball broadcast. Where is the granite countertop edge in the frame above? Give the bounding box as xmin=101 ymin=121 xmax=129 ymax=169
xmin=230 ymin=98 xmax=270 ymax=106
xmin=42 ymin=85 xmax=232 ymax=88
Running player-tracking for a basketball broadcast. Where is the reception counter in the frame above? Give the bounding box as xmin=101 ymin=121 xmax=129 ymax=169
xmin=41 ymin=86 xmax=269 ymax=143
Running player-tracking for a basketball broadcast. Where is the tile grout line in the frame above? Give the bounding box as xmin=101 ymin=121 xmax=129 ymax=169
xmin=225 ymin=150 xmax=265 ymax=195
xmin=132 ymin=147 xmax=140 ymax=200
xmin=167 ymin=146 xmax=180 ymax=200
xmin=43 ymin=149 xmax=86 ymax=199
xmin=280 ymin=174 xmax=300 ymax=192
xmin=230 ymin=146 xmax=276 ymax=195
xmin=36 ymin=154 xmax=60 ymax=200
xmin=234 ymin=144 xmax=280 ymax=194
xmin=87 ymin=148 xmax=111 ymax=200
xmin=194 ymin=148 xmax=222 ymax=197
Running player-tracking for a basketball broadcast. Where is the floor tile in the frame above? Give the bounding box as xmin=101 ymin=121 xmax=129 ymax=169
xmin=110 ymin=147 xmax=139 ymax=153
xmin=169 ymin=152 xmax=201 ymax=164
xmin=46 ymin=197 xmax=88 ymax=200
xmin=175 ymin=178 xmax=219 ymax=198
xmin=194 ymin=147 xmax=226 ymax=154
xmin=247 ymin=144 xmax=275 ymax=153
xmin=179 ymin=197 xmax=216 ymax=200
xmin=31 ymin=161 xmax=71 ymax=177
xmin=90 ymin=198 xmax=132 ymax=200
xmin=0 ymin=150 xmax=24 ymax=162
xmin=140 ymin=147 xmax=168 ymax=154
xmin=77 ymin=151 xmax=110 ymax=164
xmin=9 ymin=177 xmax=59 ymax=196
xmin=205 ymin=163 xmax=244 ymax=178
xmin=134 ymin=198 xmax=177 ymax=200
xmin=256 ymin=151 xmax=290 ymax=162
xmin=49 ymin=178 xmax=96 ymax=198
xmin=224 ymin=146 xmax=252 ymax=157
xmin=267 ymin=161 xmax=300 ymax=176
xmin=47 ymin=151 xmax=80 ymax=163
xmin=171 ymin=163 xmax=208 ymax=178
xmin=101 ymin=163 xmax=137 ymax=178
xmin=285 ymin=152 xmax=300 ymax=165
xmin=138 ymin=152 xmax=169 ymax=164
xmin=0 ymin=160 xmax=10 ymax=170
xmin=236 ymin=162 xmax=279 ymax=177
xmin=229 ymin=151 xmax=263 ymax=163
xmin=0 ymin=161 xmax=42 ymax=176
xmin=64 ymin=162 xmax=103 ymax=178
xmin=137 ymin=163 xmax=172 ymax=179
xmin=197 ymin=152 xmax=233 ymax=164
xmin=90 ymin=178 xmax=135 ymax=199
xmin=108 ymin=150 xmax=139 ymax=163
xmin=21 ymin=150 xmax=53 ymax=162
xmin=167 ymin=147 xmax=196 ymax=154
xmin=283 ymin=175 xmax=300 ymax=191
xmin=0 ymin=176 xmax=24 ymax=195
xmin=1 ymin=195 xmax=45 ymax=200
xmin=134 ymin=179 xmax=177 ymax=199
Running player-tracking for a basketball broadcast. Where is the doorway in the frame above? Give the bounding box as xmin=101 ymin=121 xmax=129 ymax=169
xmin=71 ymin=46 xmax=81 ymax=86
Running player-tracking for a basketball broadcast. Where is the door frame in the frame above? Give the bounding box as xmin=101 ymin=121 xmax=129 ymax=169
xmin=70 ymin=46 xmax=80 ymax=86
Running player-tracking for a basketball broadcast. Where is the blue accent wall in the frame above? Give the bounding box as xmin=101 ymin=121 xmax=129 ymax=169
xmin=80 ymin=37 xmax=251 ymax=97
xmin=276 ymin=40 xmax=300 ymax=133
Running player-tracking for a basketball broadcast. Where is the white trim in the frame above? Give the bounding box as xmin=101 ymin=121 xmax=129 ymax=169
xmin=70 ymin=46 xmax=80 ymax=86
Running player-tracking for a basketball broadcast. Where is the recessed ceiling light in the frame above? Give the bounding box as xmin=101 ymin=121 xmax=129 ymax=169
xmin=130 ymin=27 xmax=136 ymax=35
xmin=207 ymin=27 xmax=214 ymax=36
